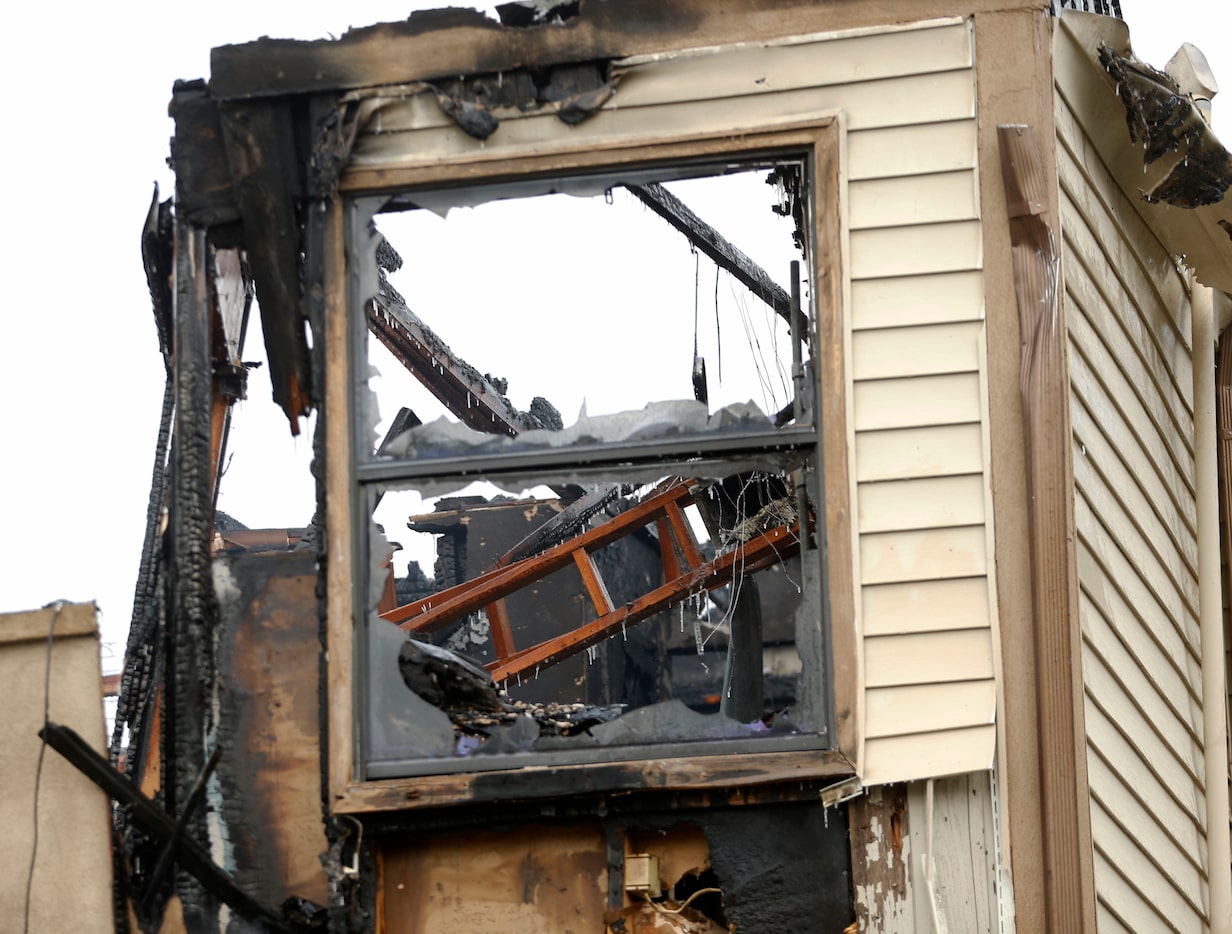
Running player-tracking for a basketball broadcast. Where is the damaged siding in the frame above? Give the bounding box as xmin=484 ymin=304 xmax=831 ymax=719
xmin=341 ymin=17 xmax=998 ymax=786
xmin=1055 ymin=47 xmax=1210 ymax=934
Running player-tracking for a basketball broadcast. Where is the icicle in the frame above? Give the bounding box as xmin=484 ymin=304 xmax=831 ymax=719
xmin=694 ymin=620 xmax=704 ymax=656
xmin=621 ymin=619 xmax=627 ymax=641
xmin=679 ymin=602 xmax=685 ymax=633
xmin=534 ymin=665 xmax=540 ymax=680
xmin=516 ymin=672 xmax=522 ymax=687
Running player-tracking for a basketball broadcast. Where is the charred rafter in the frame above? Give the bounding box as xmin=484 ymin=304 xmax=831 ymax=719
xmin=625 ymin=182 xmax=809 ymax=339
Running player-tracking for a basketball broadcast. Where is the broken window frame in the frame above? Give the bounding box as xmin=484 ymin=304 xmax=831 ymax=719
xmin=328 ymin=119 xmax=856 ymax=809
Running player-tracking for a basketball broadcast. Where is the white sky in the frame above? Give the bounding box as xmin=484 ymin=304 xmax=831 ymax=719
xmin=0 ymin=0 xmax=1224 ymax=672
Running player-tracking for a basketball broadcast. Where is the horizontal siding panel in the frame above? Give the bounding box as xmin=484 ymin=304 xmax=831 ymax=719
xmin=1074 ymin=457 xmax=1199 ymax=627
xmin=1090 ymin=799 xmax=1205 ymax=932
xmin=851 ymin=321 xmax=982 ymax=380
xmin=1094 ymin=899 xmax=1135 ymax=934
xmin=1083 ymin=647 xmax=1204 ymax=789
xmin=1069 ymin=339 xmax=1196 ymax=514
xmin=862 ymin=576 xmax=990 ymax=636
xmin=1087 ymin=751 xmax=1206 ymax=895
xmin=1074 ymin=461 xmax=1198 ymax=624
xmin=1078 ymin=540 xmax=1202 ymax=709
xmin=847 ymin=119 xmax=976 ymax=181
xmin=861 ymin=724 xmax=995 ymax=785
xmin=848 ymin=170 xmax=978 ymax=230
xmin=851 ymin=270 xmax=985 ymax=331
xmin=850 ymin=220 xmax=983 ymax=280
xmin=865 ymin=629 xmax=993 ymax=688
xmin=1093 ymin=849 xmax=1186 ymax=934
xmin=853 ymin=373 xmax=982 ymax=431
xmin=1059 ymin=185 xmax=1194 ymax=415
xmin=1072 ymin=391 xmax=1197 ymax=552
xmin=1088 ymin=742 xmax=1205 ymax=879
xmin=865 ymin=680 xmax=995 ymax=738
xmin=1055 ymin=96 xmax=1193 ymax=357
xmin=351 ymin=70 xmax=977 ymax=169
xmin=860 ymin=524 xmax=987 ymax=585
xmin=1067 ymin=266 xmax=1194 ymax=456
xmin=613 ymin=21 xmax=972 ymax=103
xmin=1077 ymin=503 xmax=1202 ymax=681
xmin=1081 ymin=597 xmax=1204 ymax=774
xmin=857 ymin=474 xmax=985 ymax=534
xmin=855 ymin=423 xmax=984 ymax=482
xmin=1085 ymin=699 xmax=1206 ymax=828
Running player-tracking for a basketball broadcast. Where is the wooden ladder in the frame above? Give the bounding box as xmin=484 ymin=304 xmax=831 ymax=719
xmin=380 ymin=479 xmax=802 ymax=683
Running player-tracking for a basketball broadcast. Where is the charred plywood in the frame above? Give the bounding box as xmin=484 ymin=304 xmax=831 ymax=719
xmin=379 ymin=823 xmax=609 ymax=932
xmin=212 ymin=549 xmax=330 ymax=911
xmin=376 ymin=801 xmax=852 ymax=934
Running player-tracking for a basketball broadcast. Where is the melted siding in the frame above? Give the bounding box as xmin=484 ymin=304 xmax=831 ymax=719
xmin=1055 ymin=80 xmax=1209 ymax=931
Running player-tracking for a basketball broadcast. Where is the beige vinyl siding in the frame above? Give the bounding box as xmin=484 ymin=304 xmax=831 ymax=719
xmin=349 ymin=18 xmax=998 ymax=786
xmin=1055 ymin=73 xmax=1209 ymax=933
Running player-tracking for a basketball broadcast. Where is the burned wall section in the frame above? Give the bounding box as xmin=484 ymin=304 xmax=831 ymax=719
xmin=212 ymin=549 xmax=331 ymax=917
xmin=370 ymin=797 xmax=852 ymax=933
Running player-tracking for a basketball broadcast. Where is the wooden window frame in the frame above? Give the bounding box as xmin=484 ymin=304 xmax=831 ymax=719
xmin=322 ymin=118 xmax=857 ymax=815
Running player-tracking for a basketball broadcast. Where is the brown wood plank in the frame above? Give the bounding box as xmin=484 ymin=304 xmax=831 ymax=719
xmin=656 ymin=517 xmax=685 ymax=582
xmin=663 ymin=500 xmax=705 ymax=569
xmin=573 ymin=549 xmax=615 ymax=616
xmin=489 ymin=522 xmax=799 ymax=682
xmin=485 ymin=599 xmax=517 ymax=659
xmin=389 ymin=480 xmax=697 ymax=634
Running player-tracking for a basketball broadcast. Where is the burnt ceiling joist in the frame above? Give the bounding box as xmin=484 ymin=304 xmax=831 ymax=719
xmin=625 ymin=182 xmax=807 ymax=338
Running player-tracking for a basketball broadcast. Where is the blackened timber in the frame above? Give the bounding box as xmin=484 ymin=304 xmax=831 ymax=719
xmin=368 ymin=294 xmax=524 ymax=437
xmin=625 ymin=182 xmax=808 ymax=338
xmin=169 ymin=220 xmax=219 ymax=926
xmin=217 ymin=98 xmax=313 ymax=430
xmin=40 ymin=723 xmax=297 ymax=933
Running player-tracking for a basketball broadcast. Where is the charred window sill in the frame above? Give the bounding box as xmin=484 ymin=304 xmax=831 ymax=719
xmin=336 ymin=747 xmax=854 ymax=814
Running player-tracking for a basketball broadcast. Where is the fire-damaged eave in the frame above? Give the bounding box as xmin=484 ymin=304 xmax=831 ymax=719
xmin=1059 ymin=12 xmax=1232 ymax=292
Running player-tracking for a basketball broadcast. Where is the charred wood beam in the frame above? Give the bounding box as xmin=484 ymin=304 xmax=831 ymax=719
xmin=218 ymin=98 xmax=313 ymax=431
xmin=169 ymin=220 xmax=220 ymax=924
xmin=625 ymin=182 xmax=809 ymax=339
xmin=39 ymin=723 xmax=295 ymax=933
xmin=368 ymin=295 xmax=523 ymax=437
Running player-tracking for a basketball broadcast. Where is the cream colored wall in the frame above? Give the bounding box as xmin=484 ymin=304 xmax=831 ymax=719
xmin=1054 ymin=68 xmax=1211 ymax=934
xmin=1 ymin=603 xmax=114 ymax=932
xmin=344 ymin=17 xmax=999 ymax=788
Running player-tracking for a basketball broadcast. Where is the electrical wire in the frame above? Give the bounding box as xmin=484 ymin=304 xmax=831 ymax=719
xmin=637 ymin=886 xmax=724 ymax=916
xmin=23 ymin=600 xmax=64 ymax=934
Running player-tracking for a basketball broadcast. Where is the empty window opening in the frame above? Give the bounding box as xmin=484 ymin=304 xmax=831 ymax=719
xmin=349 ymin=152 xmax=831 ymax=777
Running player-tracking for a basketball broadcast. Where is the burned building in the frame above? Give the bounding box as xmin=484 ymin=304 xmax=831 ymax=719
xmin=27 ymin=1 xmax=1232 ymax=932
